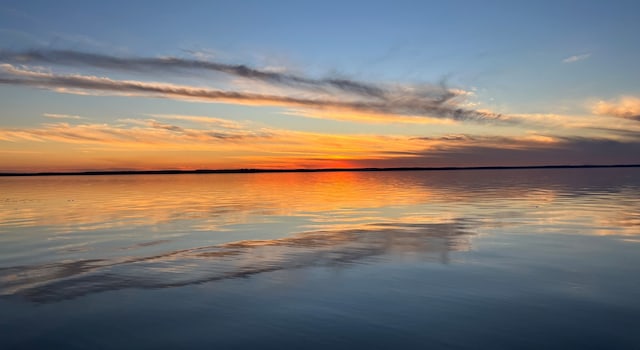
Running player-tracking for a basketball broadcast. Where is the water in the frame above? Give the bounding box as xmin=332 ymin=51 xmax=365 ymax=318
xmin=1 ymin=168 xmax=639 ymax=349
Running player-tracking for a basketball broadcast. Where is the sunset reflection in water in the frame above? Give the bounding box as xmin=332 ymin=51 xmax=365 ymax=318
xmin=1 ymin=168 xmax=640 ymax=349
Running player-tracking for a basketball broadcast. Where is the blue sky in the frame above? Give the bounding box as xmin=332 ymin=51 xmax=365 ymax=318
xmin=1 ymin=0 xmax=639 ymax=171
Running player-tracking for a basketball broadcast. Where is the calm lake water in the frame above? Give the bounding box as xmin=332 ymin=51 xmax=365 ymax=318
xmin=1 ymin=168 xmax=639 ymax=349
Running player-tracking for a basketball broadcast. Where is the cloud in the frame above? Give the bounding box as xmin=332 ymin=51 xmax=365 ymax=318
xmin=146 ymin=114 xmax=246 ymax=129
xmin=562 ymin=53 xmax=591 ymax=63
xmin=349 ymin=136 xmax=640 ymax=168
xmin=0 ymin=49 xmax=502 ymax=123
xmin=501 ymin=112 xmax=640 ymax=141
xmin=0 ymin=49 xmax=387 ymax=98
xmin=283 ymin=107 xmax=458 ymax=125
xmin=0 ymin=118 xmax=433 ymax=164
xmin=592 ymin=96 xmax=640 ymax=120
xmin=43 ymin=113 xmax=86 ymax=120
xmin=0 ymin=119 xmax=272 ymax=147
xmin=2 ymin=116 xmax=638 ymax=170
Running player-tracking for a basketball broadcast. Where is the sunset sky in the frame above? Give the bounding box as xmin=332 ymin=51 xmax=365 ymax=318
xmin=1 ymin=0 xmax=639 ymax=172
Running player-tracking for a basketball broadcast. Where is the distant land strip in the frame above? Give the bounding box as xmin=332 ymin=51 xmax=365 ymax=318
xmin=1 ymin=164 xmax=639 ymax=177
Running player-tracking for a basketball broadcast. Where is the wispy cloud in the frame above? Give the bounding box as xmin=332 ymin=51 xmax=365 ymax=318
xmin=0 ymin=49 xmax=388 ymax=98
xmin=5 ymin=115 xmax=636 ymax=169
xmin=592 ymin=96 xmax=640 ymax=120
xmin=562 ymin=53 xmax=591 ymax=63
xmin=10 ymin=118 xmax=212 ymax=142
xmin=146 ymin=114 xmax=246 ymax=129
xmin=0 ymin=118 xmax=421 ymax=157
xmin=3 ymin=115 xmax=639 ymax=171
xmin=350 ymin=136 xmax=640 ymax=168
xmin=43 ymin=113 xmax=86 ymax=120
xmin=0 ymin=49 xmax=502 ymax=123
xmin=283 ymin=107 xmax=459 ymax=125
xmin=503 ymin=112 xmax=640 ymax=141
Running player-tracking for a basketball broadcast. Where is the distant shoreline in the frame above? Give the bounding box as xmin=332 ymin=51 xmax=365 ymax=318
xmin=1 ymin=164 xmax=639 ymax=177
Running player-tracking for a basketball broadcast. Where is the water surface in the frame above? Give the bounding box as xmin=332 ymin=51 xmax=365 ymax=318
xmin=1 ymin=168 xmax=639 ymax=349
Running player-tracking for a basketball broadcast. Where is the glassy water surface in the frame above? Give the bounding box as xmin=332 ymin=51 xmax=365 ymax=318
xmin=1 ymin=168 xmax=639 ymax=349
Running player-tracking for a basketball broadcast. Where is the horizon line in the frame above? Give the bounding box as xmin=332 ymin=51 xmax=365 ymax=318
xmin=1 ymin=164 xmax=639 ymax=177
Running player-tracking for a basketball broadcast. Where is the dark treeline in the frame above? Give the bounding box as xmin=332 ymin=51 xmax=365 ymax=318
xmin=1 ymin=164 xmax=639 ymax=177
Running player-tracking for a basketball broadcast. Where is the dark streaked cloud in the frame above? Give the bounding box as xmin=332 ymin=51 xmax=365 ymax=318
xmin=0 ymin=49 xmax=502 ymax=122
xmin=0 ymin=62 xmax=502 ymax=122
xmin=0 ymin=49 xmax=390 ymax=99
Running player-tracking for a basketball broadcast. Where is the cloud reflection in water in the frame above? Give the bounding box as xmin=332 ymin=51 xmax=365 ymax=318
xmin=0 ymin=221 xmax=474 ymax=303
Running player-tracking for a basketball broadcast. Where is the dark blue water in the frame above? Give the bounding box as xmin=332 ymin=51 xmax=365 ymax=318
xmin=1 ymin=168 xmax=639 ymax=349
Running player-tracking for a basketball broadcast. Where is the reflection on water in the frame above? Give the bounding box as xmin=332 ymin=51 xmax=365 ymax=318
xmin=1 ymin=169 xmax=638 ymax=236
xmin=1 ymin=221 xmax=473 ymax=303
xmin=1 ymin=168 xmax=640 ymax=348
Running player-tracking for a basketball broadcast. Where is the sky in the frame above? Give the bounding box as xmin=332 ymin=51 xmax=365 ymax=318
xmin=1 ymin=0 xmax=639 ymax=172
